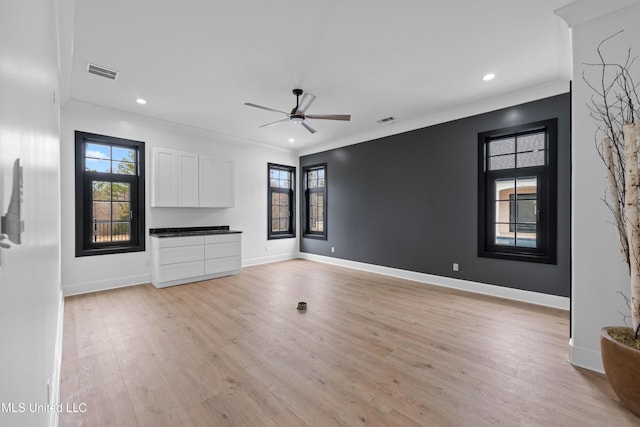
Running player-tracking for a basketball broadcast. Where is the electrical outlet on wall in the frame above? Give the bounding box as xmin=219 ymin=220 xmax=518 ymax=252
xmin=331 ymin=247 xmax=335 ymax=253
xmin=453 ymin=263 xmax=459 ymax=272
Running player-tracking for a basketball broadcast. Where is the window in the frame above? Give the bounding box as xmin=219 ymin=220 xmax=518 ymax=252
xmin=303 ymin=164 xmax=327 ymax=239
xmin=268 ymin=163 xmax=295 ymax=239
xmin=75 ymin=131 xmax=145 ymax=257
xmin=478 ymin=119 xmax=557 ymax=263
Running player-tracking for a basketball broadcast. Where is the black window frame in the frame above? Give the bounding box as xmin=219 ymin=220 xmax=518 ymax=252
xmin=303 ymin=163 xmax=328 ymax=240
xmin=75 ymin=131 xmax=146 ymax=257
xmin=477 ymin=119 xmax=557 ymax=264
xmin=268 ymin=163 xmax=296 ymax=240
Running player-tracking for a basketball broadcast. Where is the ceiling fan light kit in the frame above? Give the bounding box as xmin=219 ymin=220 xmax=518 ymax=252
xmin=244 ymin=88 xmax=351 ymax=134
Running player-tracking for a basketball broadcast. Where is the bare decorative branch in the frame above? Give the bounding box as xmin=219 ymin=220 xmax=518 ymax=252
xmin=584 ymin=30 xmax=640 ymax=332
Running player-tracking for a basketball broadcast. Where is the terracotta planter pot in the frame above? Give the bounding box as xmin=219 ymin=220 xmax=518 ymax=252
xmin=600 ymin=327 xmax=640 ymax=417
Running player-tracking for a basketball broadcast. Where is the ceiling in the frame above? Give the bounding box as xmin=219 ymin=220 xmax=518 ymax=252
xmin=65 ymin=0 xmax=574 ymax=153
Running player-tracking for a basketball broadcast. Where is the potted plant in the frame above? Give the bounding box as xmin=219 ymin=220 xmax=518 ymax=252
xmin=584 ymin=30 xmax=640 ymax=417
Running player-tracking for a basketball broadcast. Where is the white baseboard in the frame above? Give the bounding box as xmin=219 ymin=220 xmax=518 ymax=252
xmin=62 ymin=273 xmax=150 ymax=296
xmin=299 ymin=253 xmax=570 ymax=311
xmin=242 ymin=252 xmax=298 ymax=267
xmin=569 ymin=338 xmax=604 ymax=373
xmin=49 ymin=289 xmax=64 ymax=427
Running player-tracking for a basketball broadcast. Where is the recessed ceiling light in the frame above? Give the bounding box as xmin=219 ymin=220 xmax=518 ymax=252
xmin=288 ymin=138 xmax=295 ymax=143
xmin=482 ymin=73 xmax=496 ymax=81
xmin=136 ymin=98 xmax=147 ymax=104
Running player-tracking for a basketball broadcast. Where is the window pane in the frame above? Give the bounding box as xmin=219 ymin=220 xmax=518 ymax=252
xmin=86 ymin=143 xmax=110 ymax=160
xmin=93 ymin=181 xmax=111 ymax=201
xmin=510 ymin=194 xmax=536 ymax=230
xmin=272 ymin=219 xmax=280 ymax=231
xmin=517 ymin=132 xmax=545 ymax=152
xmin=85 ymin=144 xmax=111 ymax=172
xmin=113 ymin=161 xmax=136 ymax=175
xmin=517 ymin=151 xmax=545 ymax=168
xmin=92 ymin=179 xmax=132 ymax=245
xmin=270 ymin=169 xmax=279 ymax=187
xmin=516 ymin=176 xmax=537 ymax=194
xmin=93 ymin=222 xmax=111 ymax=243
xmin=494 ymin=178 xmax=515 ymax=200
xmin=488 ymin=154 xmax=515 ymax=170
xmin=488 ymin=137 xmax=515 ymax=156
xmin=86 ymin=159 xmax=111 ymax=173
xmin=279 ymin=219 xmax=288 ymax=230
xmin=112 ymin=202 xmax=130 ymax=221
xmin=93 ymin=202 xmax=111 ymax=221
xmin=112 ymin=182 xmax=130 ymax=201
xmin=279 ymin=193 xmax=288 ymax=205
xmin=112 ymin=222 xmax=131 ymax=241
xmin=495 ymin=200 xmax=511 ymax=224
xmin=516 ymin=235 xmax=537 ymax=248
xmin=495 ymin=223 xmax=513 ymax=246
xmin=112 ymin=147 xmax=135 ymax=162
xmin=279 ymin=206 xmax=288 ymax=219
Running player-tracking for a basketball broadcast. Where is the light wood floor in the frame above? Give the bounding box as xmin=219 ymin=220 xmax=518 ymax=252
xmin=59 ymin=260 xmax=638 ymax=426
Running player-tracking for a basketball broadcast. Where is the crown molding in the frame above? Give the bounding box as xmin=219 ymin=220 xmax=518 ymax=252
xmin=554 ymin=0 xmax=640 ymax=28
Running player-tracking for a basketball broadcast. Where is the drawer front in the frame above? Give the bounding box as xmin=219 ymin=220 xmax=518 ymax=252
xmin=204 ymin=233 xmax=240 ymax=244
xmin=160 ymin=245 xmax=204 ymax=265
xmin=205 ymin=241 xmax=241 ymax=259
xmin=159 ymin=260 xmax=205 ymax=282
xmin=159 ymin=235 xmax=204 ymax=248
xmin=205 ymin=256 xmax=241 ymax=275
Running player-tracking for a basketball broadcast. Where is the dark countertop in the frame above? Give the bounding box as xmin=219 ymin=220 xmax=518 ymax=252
xmin=149 ymin=226 xmax=242 ymax=238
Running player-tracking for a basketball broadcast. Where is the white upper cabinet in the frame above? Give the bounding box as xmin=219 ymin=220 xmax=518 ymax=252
xmin=178 ymin=152 xmax=199 ymax=207
xmin=152 ymin=148 xmax=234 ymax=208
xmin=199 ymin=156 xmax=235 ymax=208
xmin=152 ymin=148 xmax=178 ymax=207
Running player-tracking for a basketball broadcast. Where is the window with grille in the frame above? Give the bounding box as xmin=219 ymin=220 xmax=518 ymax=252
xmin=478 ymin=119 xmax=557 ymax=263
xmin=303 ymin=164 xmax=327 ymax=239
xmin=268 ymin=163 xmax=295 ymax=239
xmin=75 ymin=131 xmax=145 ymax=257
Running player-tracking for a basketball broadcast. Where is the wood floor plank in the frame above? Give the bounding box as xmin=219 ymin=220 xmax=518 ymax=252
xmin=59 ymin=259 xmax=640 ymax=426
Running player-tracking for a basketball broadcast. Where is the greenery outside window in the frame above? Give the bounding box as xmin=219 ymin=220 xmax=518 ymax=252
xmin=268 ymin=163 xmax=295 ymax=239
xmin=75 ymin=131 xmax=145 ymax=257
xmin=303 ymin=164 xmax=327 ymax=239
xmin=477 ymin=119 xmax=557 ymax=263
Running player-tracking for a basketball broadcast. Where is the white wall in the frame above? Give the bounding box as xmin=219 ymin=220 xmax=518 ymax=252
xmin=60 ymin=101 xmax=299 ymax=295
xmin=0 ymin=0 xmax=63 ymax=426
xmin=559 ymin=0 xmax=640 ymax=372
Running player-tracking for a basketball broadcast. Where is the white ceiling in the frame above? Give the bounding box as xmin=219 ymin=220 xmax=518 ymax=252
xmin=65 ymin=0 xmax=573 ymax=152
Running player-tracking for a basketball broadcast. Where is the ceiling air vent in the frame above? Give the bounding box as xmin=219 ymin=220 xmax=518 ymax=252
xmin=376 ymin=116 xmax=395 ymax=124
xmin=86 ymin=63 xmax=118 ymax=80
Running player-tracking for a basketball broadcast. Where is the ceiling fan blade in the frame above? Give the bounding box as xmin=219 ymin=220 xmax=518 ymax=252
xmin=301 ymin=120 xmax=317 ymax=134
xmin=305 ymin=114 xmax=351 ymax=121
xmin=244 ymin=102 xmax=289 ymax=115
xmin=260 ymin=118 xmax=290 ymax=128
xmin=296 ymin=93 xmax=316 ymax=114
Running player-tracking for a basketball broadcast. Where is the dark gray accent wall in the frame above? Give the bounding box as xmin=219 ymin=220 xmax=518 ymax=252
xmin=300 ymin=93 xmax=570 ymax=297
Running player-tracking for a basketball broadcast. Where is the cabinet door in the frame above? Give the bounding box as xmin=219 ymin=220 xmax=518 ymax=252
xmin=216 ymin=159 xmax=235 ymax=207
xmin=152 ymin=148 xmax=178 ymax=207
xmin=178 ymin=152 xmax=199 ymax=207
xmin=198 ymin=155 xmax=217 ymax=207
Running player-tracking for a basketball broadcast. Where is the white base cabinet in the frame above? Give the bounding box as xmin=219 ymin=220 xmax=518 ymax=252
xmin=151 ymin=233 xmax=241 ymax=288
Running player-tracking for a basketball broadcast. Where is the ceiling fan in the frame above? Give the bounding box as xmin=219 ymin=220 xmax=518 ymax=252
xmin=244 ymin=89 xmax=351 ymax=134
